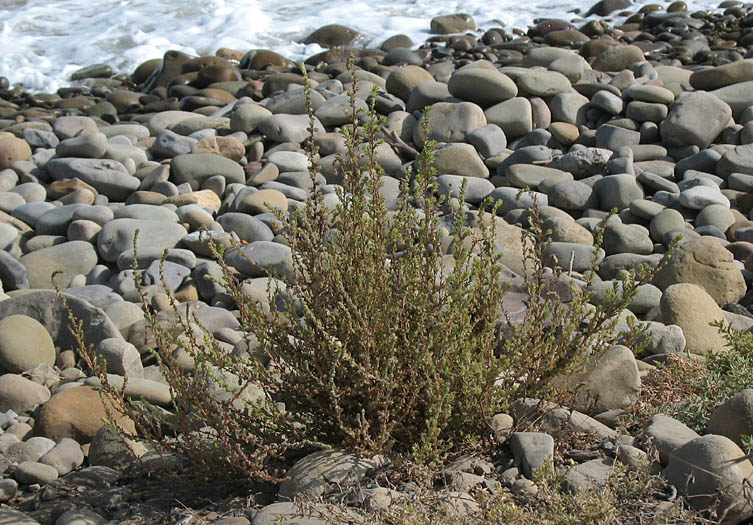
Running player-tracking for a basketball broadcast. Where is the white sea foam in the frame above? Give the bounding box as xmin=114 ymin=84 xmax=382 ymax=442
xmin=0 ymin=0 xmax=721 ymax=93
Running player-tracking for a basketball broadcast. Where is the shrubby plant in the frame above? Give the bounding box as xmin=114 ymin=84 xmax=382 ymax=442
xmin=637 ymin=320 xmax=753 ymax=433
xmin=70 ymin=63 xmax=672 ymax=481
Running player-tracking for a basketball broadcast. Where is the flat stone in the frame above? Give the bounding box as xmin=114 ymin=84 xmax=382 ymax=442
xmin=279 ymin=449 xmax=385 ymax=500
xmin=170 ymin=153 xmax=245 ymax=190
xmin=46 ymin=158 xmax=139 ymax=201
xmin=0 ymin=374 xmax=50 ymax=413
xmin=564 ymin=458 xmax=614 ymax=492
xmin=97 ymin=218 xmax=187 ymax=264
xmin=14 ymin=461 xmax=59 ymax=485
xmin=448 ymin=67 xmax=517 ymax=107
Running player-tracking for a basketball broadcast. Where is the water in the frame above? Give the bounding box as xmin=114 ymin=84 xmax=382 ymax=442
xmin=0 ymin=0 xmax=717 ymax=93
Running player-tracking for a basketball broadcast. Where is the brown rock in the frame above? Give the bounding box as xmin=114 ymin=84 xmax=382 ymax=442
xmin=193 ymin=135 xmax=245 ymax=162
xmin=660 ymin=283 xmax=728 ymax=356
xmin=35 ymin=386 xmax=135 ymax=444
xmin=0 ymin=137 xmax=31 ymax=170
xmin=653 ymin=237 xmax=746 ymax=306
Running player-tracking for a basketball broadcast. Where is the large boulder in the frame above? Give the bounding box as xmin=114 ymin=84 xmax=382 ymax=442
xmin=570 ymin=345 xmax=641 ymax=415
xmin=664 ymin=435 xmax=753 ymax=523
xmin=659 ymin=92 xmax=732 ymax=149
xmin=413 ymin=101 xmax=487 ymax=148
xmin=0 ymin=290 xmax=122 ymax=351
xmin=708 ymin=389 xmax=753 ymax=447
xmin=659 ymin=283 xmax=728 ymax=356
xmin=34 ymin=386 xmax=135 ymax=444
xmin=19 ymin=240 xmax=98 ymax=289
xmin=0 ymin=315 xmax=55 ymax=373
xmin=97 ymin=218 xmax=187 ymax=264
xmin=652 ymin=237 xmax=746 ymax=306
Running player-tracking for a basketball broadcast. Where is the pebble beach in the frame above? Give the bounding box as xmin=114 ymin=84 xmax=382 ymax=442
xmin=1 ymin=1 xmax=753 ymax=523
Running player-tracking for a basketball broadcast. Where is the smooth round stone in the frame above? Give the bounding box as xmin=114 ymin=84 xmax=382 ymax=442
xmin=547 ymin=180 xmax=598 ymax=210
xmin=116 ymin=250 xmax=195 ymax=276
xmin=406 ymin=81 xmax=451 ymax=113
xmin=150 ymin=129 xmax=198 ymax=158
xmin=627 ymin=84 xmax=675 ymax=104
xmin=690 ymin=60 xmax=753 ymax=91
xmin=549 ymin=122 xmax=579 ymax=145
xmin=46 ymin=158 xmax=139 ymax=202
xmin=55 ymin=509 xmax=107 ymax=525
xmin=225 ymin=241 xmax=293 ymax=279
xmin=590 ymin=90 xmax=623 ymax=115
xmin=593 ymin=174 xmax=644 ymax=211
xmin=237 ymin=189 xmax=288 ymax=215
xmin=0 ymin=315 xmax=55 ymax=374
xmin=413 ymin=101 xmax=486 ymax=148
xmin=23 ymin=128 xmax=59 ymax=149
xmin=626 ymin=101 xmax=668 ymax=123
xmin=170 ymin=153 xmax=245 ymax=190
xmin=19 ymin=239 xmax=98 ymax=289
xmin=629 ymin=199 xmax=664 ymax=220
xmin=436 ymin=175 xmax=494 ymax=205
xmin=0 ymin=222 xmax=18 ymax=251
xmin=267 ymin=151 xmax=308 ymax=173
xmin=0 ymin=137 xmax=32 ymax=170
xmin=467 ymin=124 xmax=507 ymax=158
xmin=258 ymin=113 xmax=324 ymax=144
xmin=38 ymin=438 xmax=84 ymax=476
xmin=650 ymin=208 xmax=688 ymax=243
xmin=176 ymin=204 xmax=213 ymax=229
xmin=259 ymin=181 xmax=308 ymax=202
xmin=14 ymin=461 xmax=59 ymax=485
xmin=591 ymin=45 xmax=645 ymax=72
xmin=484 ymin=97 xmax=532 ymax=139
xmin=637 ymin=171 xmax=680 ymax=193
xmin=9 ymin=183 xmax=43 ymax=204
xmin=488 ymin=187 xmax=547 ymax=216
xmin=113 ymin=204 xmax=179 ymax=222
xmin=181 ymin=230 xmax=232 ymax=257
xmin=602 ymin=222 xmax=654 ymax=255
xmin=170 ymin=116 xmax=230 ymax=136
xmin=0 ymin=192 xmax=25 ymax=214
xmin=97 ymin=218 xmax=188 ymax=264
xmin=728 ymin=172 xmax=753 ymax=192
xmin=506 ymin=165 xmax=568 ymax=190
xmin=433 ymin=143 xmax=489 ymax=178
xmin=385 ymin=65 xmax=434 ymax=102
xmin=55 ymin=132 xmax=107 ymax=159
xmin=679 ymin=186 xmax=730 ymax=210
xmin=595 ymin=125 xmax=640 ymax=151
xmin=696 ymin=204 xmax=735 ymax=233
xmin=543 ymin=216 xmax=593 ymax=244
xmin=544 ymin=242 xmax=605 ymax=273
xmin=230 ymin=103 xmax=273 ymax=134
xmin=52 ymin=116 xmax=98 ymax=140
xmin=217 ymin=212 xmax=274 ymax=242
xmin=549 ymin=91 xmax=590 ymax=126
xmin=517 ymin=70 xmax=571 ymax=97
xmin=70 ymin=205 xmax=113 ymax=227
xmin=591 ymin=280 xmax=662 ymax=314
xmin=314 ymin=94 xmax=368 ymax=127
xmin=447 ymin=67 xmax=517 ymax=107
xmin=0 ymin=250 xmax=29 ymax=291
xmin=0 ymin=479 xmax=17 ymax=502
